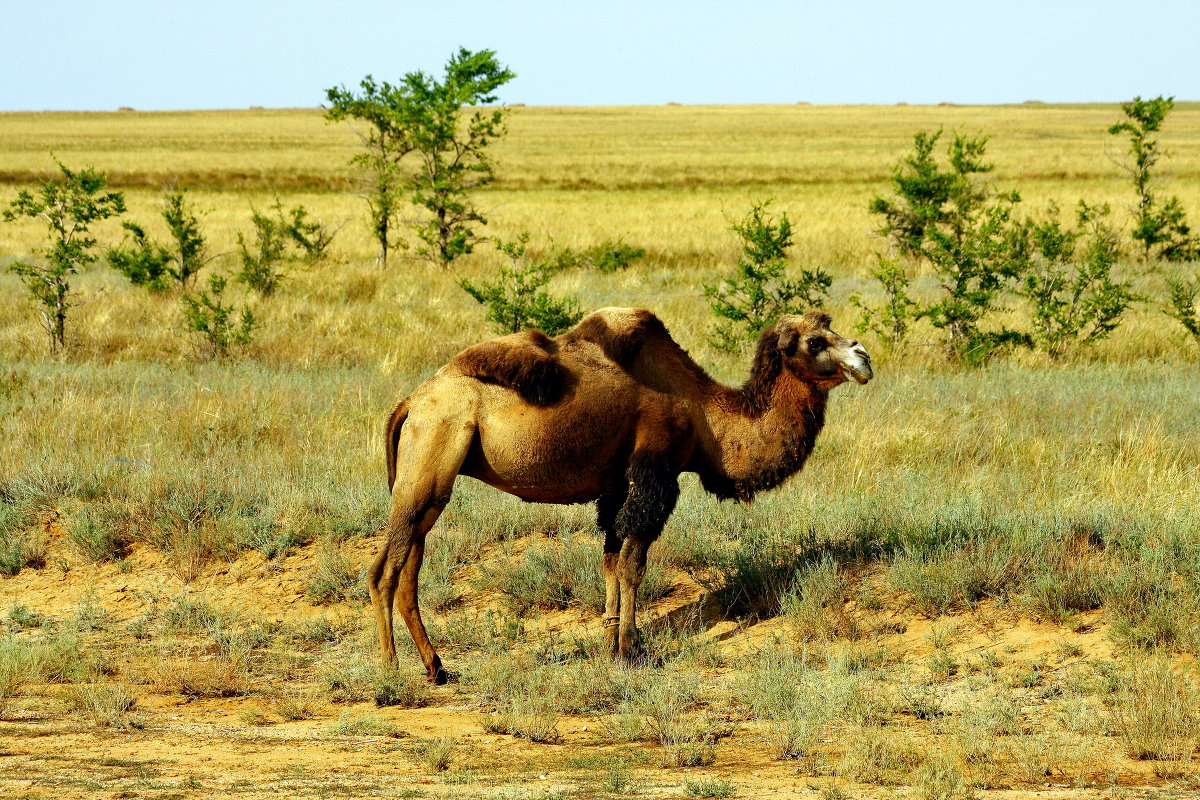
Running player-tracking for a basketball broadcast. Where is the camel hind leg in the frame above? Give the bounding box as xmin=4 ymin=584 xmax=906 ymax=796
xmin=369 ymin=417 xmax=474 ymax=683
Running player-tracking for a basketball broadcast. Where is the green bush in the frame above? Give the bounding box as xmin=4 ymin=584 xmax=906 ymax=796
xmin=460 ymin=233 xmax=583 ymax=335
xmin=181 ymin=273 xmax=256 ymax=358
xmin=705 ymin=202 xmax=831 ymax=352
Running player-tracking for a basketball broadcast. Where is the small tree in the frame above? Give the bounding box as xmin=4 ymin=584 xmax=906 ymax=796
xmin=848 ymin=255 xmax=921 ymax=353
xmin=181 ymin=273 xmax=255 ymax=358
xmin=108 ymin=190 xmax=208 ymax=291
xmin=3 ymin=160 xmax=125 ymax=352
xmin=704 ymin=203 xmax=831 ymax=352
xmin=1165 ymin=275 xmax=1200 ymax=347
xmin=1108 ymin=96 xmax=1198 ymax=262
xmin=868 ymin=128 xmax=989 ymax=260
xmin=1017 ymin=202 xmax=1137 ymax=358
xmin=870 ymin=131 xmax=1029 ymax=363
xmin=325 ymin=76 xmax=408 ymax=267
xmin=235 ymin=207 xmax=289 ymax=296
xmin=460 ymin=233 xmax=582 ymax=335
xmin=326 ymin=48 xmax=516 ymax=269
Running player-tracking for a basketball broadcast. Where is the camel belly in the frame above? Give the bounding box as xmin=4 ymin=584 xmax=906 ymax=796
xmin=458 ymin=390 xmax=636 ymax=503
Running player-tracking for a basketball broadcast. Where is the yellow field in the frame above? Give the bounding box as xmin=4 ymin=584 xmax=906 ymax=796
xmin=2 ymin=105 xmax=1200 ymax=799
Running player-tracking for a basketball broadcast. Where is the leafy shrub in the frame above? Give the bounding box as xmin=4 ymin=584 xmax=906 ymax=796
xmin=1108 ymin=95 xmax=1199 ymax=262
xmin=107 ymin=190 xmax=209 ymax=291
xmin=3 ymin=159 xmax=125 ymax=351
xmin=705 ymin=202 xmax=831 ymax=351
xmin=236 ymin=207 xmax=289 ymax=295
xmin=870 ymin=130 xmax=1030 ymax=363
xmin=1165 ymin=274 xmax=1200 ymax=346
xmin=181 ymin=273 xmax=256 ymax=358
xmin=460 ymin=233 xmax=583 ymax=335
xmin=1017 ymin=202 xmax=1137 ymax=358
xmin=849 ymin=254 xmax=921 ymax=353
xmin=546 ymin=239 xmax=646 ymax=273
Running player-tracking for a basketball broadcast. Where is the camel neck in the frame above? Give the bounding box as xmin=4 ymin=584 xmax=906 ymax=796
xmin=695 ymin=368 xmax=829 ymax=501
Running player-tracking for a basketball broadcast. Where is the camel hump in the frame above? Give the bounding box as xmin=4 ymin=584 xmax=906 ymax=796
xmin=561 ymin=307 xmax=670 ymax=367
xmin=451 ymin=330 xmax=567 ymax=405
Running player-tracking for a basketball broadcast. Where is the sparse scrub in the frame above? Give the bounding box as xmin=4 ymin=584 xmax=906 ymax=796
xmin=1110 ymin=655 xmax=1200 ymax=763
xmin=460 ymin=233 xmax=583 ymax=335
xmin=481 ymin=531 xmax=670 ymax=614
xmin=419 ymin=737 xmax=456 ymax=772
xmin=181 ymin=273 xmax=256 ymax=358
xmin=3 ymin=158 xmax=125 ymax=351
xmin=66 ymin=510 xmax=127 ymax=564
xmin=305 ymin=538 xmax=366 ymax=605
xmin=839 ymin=727 xmax=923 ymax=785
xmin=60 ymin=681 xmax=138 ymax=728
xmin=373 ymin=668 xmax=431 ymax=708
xmin=705 ymin=202 xmax=831 ymax=352
xmin=327 ymin=709 xmax=407 ymax=738
xmin=1108 ymin=95 xmax=1199 ymax=261
xmin=684 ymin=777 xmax=734 ymax=798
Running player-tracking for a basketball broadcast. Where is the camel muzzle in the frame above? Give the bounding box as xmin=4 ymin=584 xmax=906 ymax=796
xmin=841 ymin=348 xmax=873 ymax=385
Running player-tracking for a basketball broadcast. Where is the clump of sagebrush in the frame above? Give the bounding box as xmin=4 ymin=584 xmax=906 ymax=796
xmin=107 ymin=190 xmax=209 ymax=291
xmin=0 ymin=505 xmax=45 ymax=577
xmin=1107 ymin=95 xmax=1199 ymax=262
xmin=326 ymin=48 xmax=516 ymax=268
xmin=705 ymin=201 xmax=831 ymax=352
xmin=1110 ymin=655 xmax=1200 ymax=765
xmin=460 ymin=233 xmax=583 ymax=335
xmin=3 ymin=158 xmax=126 ymax=352
xmin=304 ymin=538 xmax=365 ymax=605
xmin=1016 ymin=201 xmax=1137 ymax=359
xmin=180 ymin=273 xmax=256 ymax=358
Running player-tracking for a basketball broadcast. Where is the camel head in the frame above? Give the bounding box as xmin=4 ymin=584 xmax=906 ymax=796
xmin=774 ymin=311 xmax=873 ymax=388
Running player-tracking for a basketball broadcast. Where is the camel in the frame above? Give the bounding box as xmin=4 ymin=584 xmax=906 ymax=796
xmin=370 ymin=307 xmax=873 ymax=682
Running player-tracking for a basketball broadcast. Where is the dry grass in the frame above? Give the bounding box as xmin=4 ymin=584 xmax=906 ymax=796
xmin=3 ymin=104 xmax=1200 ymax=797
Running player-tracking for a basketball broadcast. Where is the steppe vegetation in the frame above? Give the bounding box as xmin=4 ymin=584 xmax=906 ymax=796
xmin=1 ymin=101 xmax=1200 ymax=799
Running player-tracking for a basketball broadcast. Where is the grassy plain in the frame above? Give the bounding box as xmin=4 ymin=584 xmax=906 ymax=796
xmin=2 ymin=104 xmax=1200 ymax=799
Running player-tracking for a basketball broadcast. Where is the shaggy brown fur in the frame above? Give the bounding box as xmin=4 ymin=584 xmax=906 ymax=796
xmin=450 ymin=330 xmax=568 ymax=406
xmin=370 ymin=307 xmax=872 ymax=682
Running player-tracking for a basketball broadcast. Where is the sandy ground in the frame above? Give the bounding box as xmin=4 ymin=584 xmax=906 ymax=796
xmin=0 ymin=528 xmax=1194 ymax=800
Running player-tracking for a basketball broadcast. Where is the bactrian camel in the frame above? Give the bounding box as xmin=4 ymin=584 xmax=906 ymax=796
xmin=371 ymin=307 xmax=873 ymax=682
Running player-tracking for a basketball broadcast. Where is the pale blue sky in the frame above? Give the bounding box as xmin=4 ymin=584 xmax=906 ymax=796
xmin=1 ymin=0 xmax=1197 ymax=110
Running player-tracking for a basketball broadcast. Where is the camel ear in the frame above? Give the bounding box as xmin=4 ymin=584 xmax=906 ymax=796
xmin=777 ymin=328 xmax=799 ymax=356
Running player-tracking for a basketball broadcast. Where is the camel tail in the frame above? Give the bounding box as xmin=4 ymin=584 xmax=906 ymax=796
xmin=384 ymin=399 xmax=410 ymax=493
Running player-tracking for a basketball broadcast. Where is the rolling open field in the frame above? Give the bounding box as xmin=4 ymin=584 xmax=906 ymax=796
xmin=2 ymin=103 xmax=1200 ymax=800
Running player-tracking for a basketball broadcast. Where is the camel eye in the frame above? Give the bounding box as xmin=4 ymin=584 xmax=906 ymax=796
xmin=807 ymin=338 xmax=827 ymax=354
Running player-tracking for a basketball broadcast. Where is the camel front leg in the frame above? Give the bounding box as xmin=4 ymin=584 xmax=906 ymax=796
xmin=596 ymin=494 xmax=625 ymax=656
xmin=611 ymin=455 xmax=679 ymax=663
xmin=616 ymin=536 xmax=649 ymax=660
